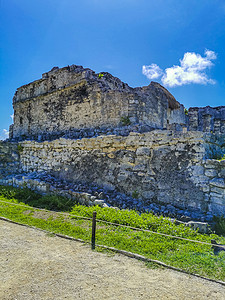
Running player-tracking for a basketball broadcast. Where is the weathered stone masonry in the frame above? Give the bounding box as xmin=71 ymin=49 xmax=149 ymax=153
xmin=0 ymin=142 xmax=20 ymax=177
xmin=188 ymin=106 xmax=225 ymax=133
xmin=1 ymin=65 xmax=224 ymax=221
xmin=10 ymin=65 xmax=186 ymax=140
xmin=1 ymin=130 xmax=224 ymax=216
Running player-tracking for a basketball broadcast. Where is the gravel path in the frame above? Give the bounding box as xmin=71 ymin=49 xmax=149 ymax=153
xmin=1 ymin=220 xmax=225 ymax=300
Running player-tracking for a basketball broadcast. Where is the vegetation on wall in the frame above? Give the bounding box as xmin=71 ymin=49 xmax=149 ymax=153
xmin=98 ymin=73 xmax=104 ymax=78
xmin=205 ymin=134 xmax=225 ymax=160
xmin=17 ymin=144 xmax=24 ymax=153
xmin=120 ymin=116 xmax=131 ymax=126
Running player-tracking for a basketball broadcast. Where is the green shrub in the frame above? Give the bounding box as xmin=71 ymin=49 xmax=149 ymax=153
xmin=0 ymin=185 xmax=40 ymax=202
xmin=213 ymin=215 xmax=225 ymax=236
xmin=205 ymin=134 xmax=225 ymax=160
xmin=34 ymin=194 xmax=76 ymax=211
xmin=17 ymin=144 xmax=24 ymax=153
xmin=0 ymin=185 xmax=76 ymax=212
xmin=132 ymin=190 xmax=139 ymax=199
xmin=121 ymin=116 xmax=131 ymax=126
xmin=219 ymin=154 xmax=225 ymax=161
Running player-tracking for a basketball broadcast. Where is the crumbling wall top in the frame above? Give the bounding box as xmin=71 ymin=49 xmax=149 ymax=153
xmin=10 ymin=64 xmax=186 ymax=141
xmin=13 ymin=65 xmax=132 ymax=104
xmin=188 ymin=106 xmax=225 ymax=133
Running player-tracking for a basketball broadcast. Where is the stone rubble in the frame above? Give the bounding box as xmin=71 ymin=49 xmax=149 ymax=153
xmin=0 ymin=171 xmax=213 ymax=232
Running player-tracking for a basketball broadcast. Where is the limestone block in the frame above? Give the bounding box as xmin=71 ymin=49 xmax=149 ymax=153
xmin=117 ymin=171 xmax=132 ymax=182
xmin=210 ymin=195 xmax=225 ymax=206
xmin=141 ymin=190 xmax=155 ymax=199
xmin=107 ymin=153 xmax=115 ymax=159
xmin=82 ymin=193 xmax=92 ymax=200
xmin=204 ymin=193 xmax=210 ymax=201
xmin=146 ymin=168 xmax=156 ymax=176
xmin=219 ymin=168 xmax=225 ymax=178
xmin=209 ymin=178 xmax=225 ymax=189
xmin=190 ymin=165 xmax=205 ymax=176
xmin=204 ymin=159 xmax=220 ymax=168
xmin=210 ymin=191 xmax=223 ymax=198
xmin=94 ymin=199 xmax=105 ymax=206
xmin=219 ymin=160 xmax=225 ymax=167
xmin=157 ymin=191 xmax=172 ymax=203
xmin=186 ymin=221 xmax=209 ymax=234
xmin=175 ymin=143 xmax=186 ymax=151
xmin=190 ymin=175 xmax=209 ymax=185
xmin=133 ymin=164 xmax=146 ymax=172
xmin=200 ymin=184 xmax=210 ymax=193
xmin=204 ymin=168 xmax=217 ymax=178
xmin=137 ymin=172 xmax=146 ymax=177
xmin=136 ymin=147 xmax=151 ymax=156
xmin=37 ymin=185 xmax=47 ymax=192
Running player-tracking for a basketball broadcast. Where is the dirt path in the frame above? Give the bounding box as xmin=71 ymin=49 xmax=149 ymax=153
xmin=0 ymin=220 xmax=225 ymax=300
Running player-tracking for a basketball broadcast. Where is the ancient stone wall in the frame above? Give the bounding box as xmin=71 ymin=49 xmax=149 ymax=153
xmin=203 ymin=159 xmax=225 ymax=214
xmin=0 ymin=142 xmax=20 ymax=178
xmin=188 ymin=106 xmax=225 ymax=133
xmin=14 ymin=130 xmax=224 ymax=215
xmin=11 ymin=66 xmax=186 ymax=140
xmin=2 ymin=65 xmax=225 ymax=221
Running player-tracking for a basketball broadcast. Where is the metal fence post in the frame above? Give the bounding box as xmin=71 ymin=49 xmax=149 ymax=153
xmin=92 ymin=211 xmax=97 ymax=250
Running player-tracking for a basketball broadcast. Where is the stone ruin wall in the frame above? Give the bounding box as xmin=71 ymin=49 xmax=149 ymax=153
xmin=188 ymin=106 xmax=225 ymax=134
xmin=0 ymin=142 xmax=20 ymax=178
xmin=10 ymin=65 xmax=225 ymax=141
xmin=1 ymin=65 xmax=224 ymax=221
xmin=10 ymin=65 xmax=186 ymax=141
xmin=1 ymin=131 xmax=224 ymax=217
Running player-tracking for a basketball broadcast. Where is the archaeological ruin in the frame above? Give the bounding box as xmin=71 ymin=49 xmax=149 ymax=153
xmin=1 ymin=65 xmax=225 ymax=223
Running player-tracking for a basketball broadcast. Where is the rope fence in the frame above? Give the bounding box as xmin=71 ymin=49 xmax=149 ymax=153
xmin=1 ymin=199 xmax=225 ymax=286
xmin=1 ymin=199 xmax=225 ymax=251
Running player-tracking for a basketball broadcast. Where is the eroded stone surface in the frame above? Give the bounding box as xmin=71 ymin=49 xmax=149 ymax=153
xmin=1 ymin=65 xmax=224 ymax=222
xmin=10 ymin=65 xmax=186 ymax=141
xmin=1 ymin=130 xmax=224 ymax=218
xmin=188 ymin=106 xmax=225 ymax=133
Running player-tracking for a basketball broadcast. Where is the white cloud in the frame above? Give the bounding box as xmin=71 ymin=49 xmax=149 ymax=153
xmin=205 ymin=49 xmax=217 ymax=60
xmin=0 ymin=114 xmax=13 ymax=140
xmin=0 ymin=129 xmax=9 ymax=140
xmin=142 ymin=49 xmax=217 ymax=87
xmin=142 ymin=64 xmax=163 ymax=80
xmin=3 ymin=129 xmax=9 ymax=137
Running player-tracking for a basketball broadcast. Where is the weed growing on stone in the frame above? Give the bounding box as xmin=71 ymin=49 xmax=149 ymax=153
xmin=131 ymin=190 xmax=139 ymax=199
xmin=218 ymin=154 xmax=225 ymax=161
xmin=17 ymin=144 xmax=24 ymax=153
xmin=120 ymin=116 xmax=131 ymax=126
xmin=205 ymin=134 xmax=225 ymax=160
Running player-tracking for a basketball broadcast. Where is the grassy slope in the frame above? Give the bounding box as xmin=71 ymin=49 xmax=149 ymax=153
xmin=0 ymin=185 xmax=225 ymax=281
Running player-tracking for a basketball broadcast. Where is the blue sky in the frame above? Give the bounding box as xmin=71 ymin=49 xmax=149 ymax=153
xmin=0 ymin=0 xmax=225 ymax=139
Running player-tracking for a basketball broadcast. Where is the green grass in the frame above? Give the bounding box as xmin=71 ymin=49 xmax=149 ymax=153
xmin=0 ymin=185 xmax=225 ymax=281
xmin=0 ymin=185 xmax=77 ymax=211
